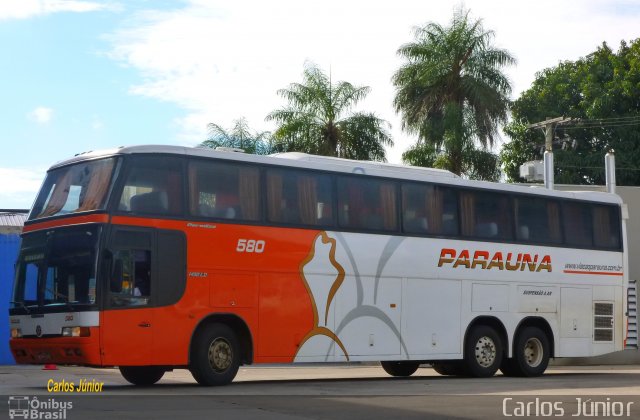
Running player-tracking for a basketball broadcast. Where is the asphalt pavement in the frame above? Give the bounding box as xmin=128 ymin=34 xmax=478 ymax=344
xmin=1 ymin=364 xmax=639 ymax=419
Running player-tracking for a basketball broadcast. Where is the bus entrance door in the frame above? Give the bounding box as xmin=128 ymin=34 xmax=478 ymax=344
xmin=101 ymin=228 xmax=155 ymax=365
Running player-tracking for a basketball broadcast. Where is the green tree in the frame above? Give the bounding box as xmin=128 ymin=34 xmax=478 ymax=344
xmin=501 ymin=39 xmax=640 ymax=184
xmin=266 ymin=63 xmax=393 ymax=161
xmin=401 ymin=143 xmax=501 ymax=181
xmin=393 ymin=8 xmax=514 ymax=179
xmin=200 ymin=117 xmax=274 ymax=155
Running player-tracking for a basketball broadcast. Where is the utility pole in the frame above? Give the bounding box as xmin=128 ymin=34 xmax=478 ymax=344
xmin=527 ymin=116 xmax=572 ymax=151
xmin=527 ymin=116 xmax=573 ymax=189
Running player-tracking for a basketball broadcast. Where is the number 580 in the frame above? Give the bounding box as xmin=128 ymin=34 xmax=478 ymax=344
xmin=236 ymin=239 xmax=265 ymax=253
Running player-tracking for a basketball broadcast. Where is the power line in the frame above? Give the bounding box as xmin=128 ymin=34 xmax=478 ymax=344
xmin=534 ymin=115 xmax=640 ymax=130
xmin=574 ymin=116 xmax=640 ymax=122
xmin=556 ymin=164 xmax=640 ymax=172
xmin=563 ymin=119 xmax=640 ymax=129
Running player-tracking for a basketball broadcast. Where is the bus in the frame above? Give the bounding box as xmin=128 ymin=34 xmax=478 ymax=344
xmin=9 ymin=145 xmax=633 ymax=386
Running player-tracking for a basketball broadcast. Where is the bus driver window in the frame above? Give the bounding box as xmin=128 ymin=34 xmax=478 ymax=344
xmin=110 ymin=250 xmax=151 ymax=307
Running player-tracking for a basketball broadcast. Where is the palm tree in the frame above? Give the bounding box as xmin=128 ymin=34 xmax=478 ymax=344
xmin=200 ymin=117 xmax=274 ymax=155
xmin=393 ymin=8 xmax=514 ymax=177
xmin=267 ymin=63 xmax=393 ymax=161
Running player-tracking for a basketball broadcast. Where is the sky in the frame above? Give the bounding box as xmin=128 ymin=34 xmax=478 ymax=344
xmin=1 ymin=0 xmax=639 ymax=209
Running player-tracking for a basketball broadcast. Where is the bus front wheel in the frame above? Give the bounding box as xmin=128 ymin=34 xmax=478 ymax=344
xmin=464 ymin=325 xmax=503 ymax=378
xmin=380 ymin=361 xmax=420 ymax=377
xmin=119 ymin=366 xmax=165 ymax=386
xmin=190 ymin=323 xmax=240 ymax=386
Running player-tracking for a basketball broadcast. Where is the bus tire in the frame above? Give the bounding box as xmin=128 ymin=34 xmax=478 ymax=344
xmin=119 ymin=366 xmax=165 ymax=386
xmin=189 ymin=323 xmax=240 ymax=386
xmin=380 ymin=361 xmax=420 ymax=377
xmin=432 ymin=362 xmax=468 ymax=376
xmin=464 ymin=325 xmax=503 ymax=378
xmin=511 ymin=327 xmax=550 ymax=377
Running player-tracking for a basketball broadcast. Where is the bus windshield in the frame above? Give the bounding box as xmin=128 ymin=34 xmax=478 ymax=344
xmin=30 ymin=157 xmax=117 ymax=220
xmin=11 ymin=226 xmax=100 ymax=313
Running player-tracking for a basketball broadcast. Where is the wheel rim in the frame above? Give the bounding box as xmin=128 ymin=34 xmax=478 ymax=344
xmin=208 ymin=337 xmax=233 ymax=372
xmin=474 ymin=336 xmax=497 ymax=368
xmin=523 ymin=337 xmax=543 ymax=367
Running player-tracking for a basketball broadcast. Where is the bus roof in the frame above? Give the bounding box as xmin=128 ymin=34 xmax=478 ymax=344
xmin=49 ymin=145 xmax=623 ymax=205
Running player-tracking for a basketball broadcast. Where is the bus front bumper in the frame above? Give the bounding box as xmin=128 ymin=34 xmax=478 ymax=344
xmin=10 ymin=328 xmax=102 ymax=366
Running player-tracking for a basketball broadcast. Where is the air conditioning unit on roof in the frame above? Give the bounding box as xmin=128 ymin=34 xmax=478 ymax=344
xmin=519 ymin=160 xmax=544 ymax=182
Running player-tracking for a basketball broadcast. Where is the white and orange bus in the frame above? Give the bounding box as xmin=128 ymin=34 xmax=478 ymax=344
xmin=9 ymin=145 xmax=633 ymax=385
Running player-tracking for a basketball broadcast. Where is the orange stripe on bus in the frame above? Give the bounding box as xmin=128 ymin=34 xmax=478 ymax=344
xmin=23 ymin=214 xmax=109 ymax=233
xmin=563 ymin=270 xmax=623 ymax=276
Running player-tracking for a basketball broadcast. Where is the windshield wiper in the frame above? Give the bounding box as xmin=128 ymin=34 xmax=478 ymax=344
xmin=44 ymin=287 xmax=68 ymax=300
xmin=43 ymin=288 xmax=74 ymax=311
xmin=10 ymin=301 xmax=31 ymax=314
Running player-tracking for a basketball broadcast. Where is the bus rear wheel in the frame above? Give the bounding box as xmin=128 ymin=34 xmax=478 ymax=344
xmin=508 ymin=327 xmax=550 ymax=377
xmin=464 ymin=325 xmax=503 ymax=378
xmin=190 ymin=323 xmax=240 ymax=386
xmin=380 ymin=361 xmax=420 ymax=377
xmin=119 ymin=366 xmax=165 ymax=386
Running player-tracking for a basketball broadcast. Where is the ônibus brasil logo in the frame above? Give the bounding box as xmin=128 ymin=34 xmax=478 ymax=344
xmin=8 ymin=396 xmax=72 ymax=419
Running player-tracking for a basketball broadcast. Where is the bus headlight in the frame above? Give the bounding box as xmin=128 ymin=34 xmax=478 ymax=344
xmin=61 ymin=327 xmax=90 ymax=337
xmin=10 ymin=328 xmax=22 ymax=338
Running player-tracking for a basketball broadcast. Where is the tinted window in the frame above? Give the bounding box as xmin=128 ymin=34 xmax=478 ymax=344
xmin=402 ymin=183 xmax=458 ymax=235
xmin=12 ymin=227 xmax=99 ymax=311
xmin=189 ymin=161 xmax=260 ymax=221
xmin=31 ymin=158 xmax=116 ymax=220
xmin=109 ymin=230 xmax=153 ymax=307
xmin=108 ymin=228 xmax=186 ymax=308
xmin=157 ymin=230 xmax=187 ymax=306
xmin=514 ymin=196 xmax=562 ymax=244
xmin=110 ymin=249 xmax=151 ymax=307
xmin=562 ymin=201 xmax=593 ymax=247
xmin=338 ymin=177 xmax=397 ymax=231
xmin=118 ymin=157 xmax=184 ymax=216
xmin=593 ymin=204 xmax=621 ymax=249
xmin=266 ymin=169 xmax=333 ymax=226
xmin=460 ymin=190 xmax=512 ymax=240
xmin=13 ymin=262 xmax=38 ymax=306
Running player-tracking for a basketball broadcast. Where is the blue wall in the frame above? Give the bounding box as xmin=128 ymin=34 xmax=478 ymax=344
xmin=0 ymin=234 xmax=19 ymax=364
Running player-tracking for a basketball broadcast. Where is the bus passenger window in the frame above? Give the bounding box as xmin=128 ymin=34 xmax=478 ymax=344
xmin=338 ymin=177 xmax=397 ymax=232
xmin=267 ymin=171 xmax=299 ymax=224
xmin=563 ymin=202 xmax=593 ymax=247
xmin=118 ymin=157 xmax=183 ymax=216
xmin=402 ymin=184 xmax=430 ymax=234
xmin=402 ymin=184 xmax=458 ymax=235
xmin=130 ymin=191 xmax=168 ymax=213
xmin=32 ymin=158 xmax=116 ymax=219
xmin=440 ymin=187 xmax=459 ymax=235
xmin=593 ymin=205 xmax=621 ymax=249
xmin=460 ymin=190 xmax=512 ymax=240
xmin=514 ymin=197 xmax=562 ymax=244
xmin=266 ymin=169 xmax=333 ymax=227
xmin=188 ymin=161 xmax=260 ymax=221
